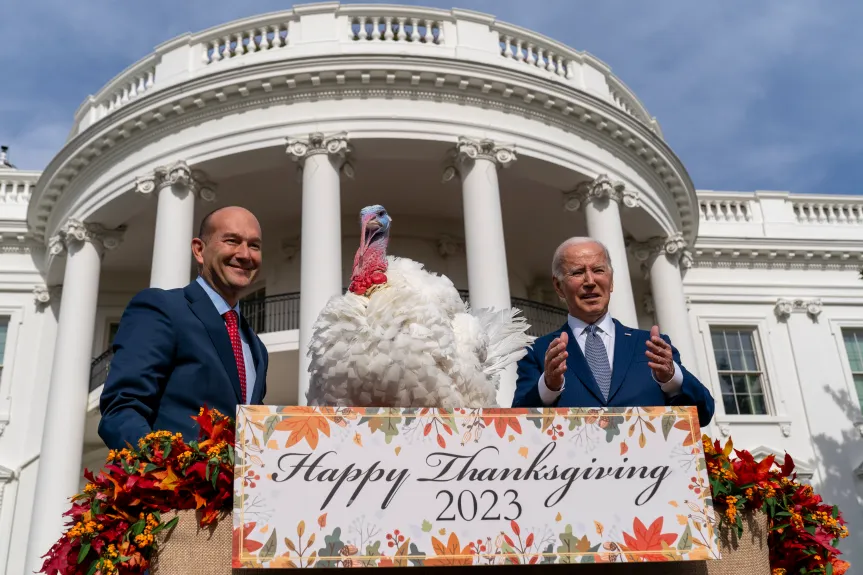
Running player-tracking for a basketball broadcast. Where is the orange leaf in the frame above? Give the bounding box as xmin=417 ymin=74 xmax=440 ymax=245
xmin=194 ymin=493 xmax=206 ymax=509
xmin=159 ymin=467 xmax=181 ymax=491
xmin=620 ymin=441 xmax=628 ymax=456
xmin=276 ymin=413 xmax=331 ymax=450
xmin=317 ymin=513 xmax=327 ymax=529
xmin=437 ymin=433 xmax=446 ymax=448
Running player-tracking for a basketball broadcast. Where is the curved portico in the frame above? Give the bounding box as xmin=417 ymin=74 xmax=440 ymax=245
xmin=23 ymin=4 xmax=700 ymax=572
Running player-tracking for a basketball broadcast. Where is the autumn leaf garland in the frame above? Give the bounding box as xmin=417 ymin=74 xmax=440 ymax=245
xmin=38 ymin=407 xmax=236 ymax=575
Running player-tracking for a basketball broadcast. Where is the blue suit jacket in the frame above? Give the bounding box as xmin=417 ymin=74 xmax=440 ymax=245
xmin=98 ymin=281 xmax=268 ymax=449
xmin=512 ymin=319 xmax=714 ymax=427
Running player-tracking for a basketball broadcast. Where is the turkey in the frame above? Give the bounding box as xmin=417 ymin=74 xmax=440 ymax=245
xmin=305 ymin=204 xmax=534 ymax=409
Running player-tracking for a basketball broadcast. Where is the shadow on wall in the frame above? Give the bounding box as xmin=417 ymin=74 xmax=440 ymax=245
xmin=812 ymin=386 xmax=863 ymax=557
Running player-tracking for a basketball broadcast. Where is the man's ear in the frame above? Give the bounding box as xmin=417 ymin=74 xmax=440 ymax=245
xmin=191 ymin=237 xmax=205 ymax=266
xmin=552 ymin=276 xmax=565 ymax=301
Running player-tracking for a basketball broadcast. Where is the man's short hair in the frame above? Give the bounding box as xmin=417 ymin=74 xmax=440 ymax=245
xmin=552 ymin=237 xmax=613 ymax=279
xmin=197 ymin=207 xmax=227 ymax=242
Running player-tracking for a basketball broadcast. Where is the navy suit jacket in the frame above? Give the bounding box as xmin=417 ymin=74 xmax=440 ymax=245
xmin=98 ymin=281 xmax=269 ymax=449
xmin=512 ymin=319 xmax=714 ymax=427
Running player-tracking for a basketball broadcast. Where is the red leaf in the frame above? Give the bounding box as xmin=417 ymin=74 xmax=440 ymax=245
xmin=525 ymin=533 xmax=534 ymax=547
xmin=424 ymin=423 xmax=432 ymax=436
xmin=503 ymin=534 xmax=515 ymax=548
xmin=436 ymin=433 xmax=446 ymax=448
xmin=511 ymin=520 xmax=521 ymax=537
xmin=780 ymin=453 xmax=795 ymax=476
xmin=529 ymin=556 xmax=539 ymax=565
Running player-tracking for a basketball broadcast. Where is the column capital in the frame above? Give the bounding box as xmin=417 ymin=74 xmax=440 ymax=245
xmin=563 ymin=174 xmax=639 ymax=212
xmin=629 ymin=232 xmax=692 ymax=266
xmin=134 ymin=160 xmax=217 ymax=202
xmin=48 ymin=219 xmax=127 ymax=257
xmin=286 ymin=132 xmax=354 ymax=177
xmin=442 ymin=137 xmax=516 ymax=182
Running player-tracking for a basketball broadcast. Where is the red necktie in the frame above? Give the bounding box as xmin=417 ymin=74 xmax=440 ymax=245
xmin=224 ymin=310 xmax=247 ymax=403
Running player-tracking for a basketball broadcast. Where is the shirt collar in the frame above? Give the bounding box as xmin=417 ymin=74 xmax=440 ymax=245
xmin=196 ymin=276 xmax=241 ymax=317
xmin=568 ymin=311 xmax=614 ymax=336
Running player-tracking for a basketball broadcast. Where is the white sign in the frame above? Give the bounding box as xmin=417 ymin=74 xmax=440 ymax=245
xmin=232 ymin=406 xmax=720 ymax=568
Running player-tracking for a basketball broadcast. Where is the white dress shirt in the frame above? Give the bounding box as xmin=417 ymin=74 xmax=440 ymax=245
xmin=537 ymin=312 xmax=683 ymax=405
xmin=196 ymin=276 xmax=257 ymax=404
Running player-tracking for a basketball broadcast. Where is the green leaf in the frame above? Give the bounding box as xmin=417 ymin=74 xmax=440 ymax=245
xmin=77 ymin=543 xmax=91 ymax=564
xmin=315 ymin=527 xmax=345 ymax=568
xmin=227 ymin=445 xmax=235 ymax=467
xmin=578 ymin=543 xmax=601 ymax=563
xmin=677 ymin=524 xmax=693 ymax=551
xmin=662 ymin=415 xmax=675 ymax=441
xmin=131 ymin=519 xmax=146 ymax=536
xmin=143 ymin=463 xmax=159 ymax=473
xmin=263 ymin=416 xmax=279 ymax=444
xmin=603 ymin=418 xmax=621 ymax=442
xmin=826 ymin=561 xmax=834 ymax=575
xmin=541 ymin=543 xmax=556 ymax=564
xmin=556 ymin=525 xmax=578 ymax=564
xmin=421 ymin=520 xmax=432 ymax=532
xmin=259 ymin=529 xmax=278 ymax=562
xmin=86 ymin=560 xmax=98 ymax=575
xmin=151 ymin=515 xmax=179 ymax=535
xmin=500 ymin=542 xmax=518 ymax=564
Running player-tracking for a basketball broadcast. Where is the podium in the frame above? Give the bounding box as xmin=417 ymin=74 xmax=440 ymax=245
xmin=149 ymin=406 xmax=770 ymax=573
xmin=151 ymin=506 xmax=770 ymax=573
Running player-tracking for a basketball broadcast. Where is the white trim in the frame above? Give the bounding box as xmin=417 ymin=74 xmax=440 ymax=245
xmin=827 ymin=317 xmax=863 ymax=433
xmin=0 ymin=306 xmax=24 ymax=436
xmin=695 ymin=314 xmax=784 ymax=420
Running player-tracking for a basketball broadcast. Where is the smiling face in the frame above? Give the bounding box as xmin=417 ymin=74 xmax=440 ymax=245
xmin=192 ymin=206 xmax=262 ymax=306
xmin=552 ymin=240 xmax=614 ymax=324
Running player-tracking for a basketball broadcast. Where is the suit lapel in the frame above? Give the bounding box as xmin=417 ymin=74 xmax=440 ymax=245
xmin=560 ymin=322 xmax=607 ymax=405
xmin=184 ymin=283 xmax=243 ymax=403
xmin=607 ymin=319 xmax=637 ymax=403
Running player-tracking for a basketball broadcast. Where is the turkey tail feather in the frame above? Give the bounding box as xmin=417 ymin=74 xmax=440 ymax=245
xmin=471 ymin=307 xmax=535 ymax=376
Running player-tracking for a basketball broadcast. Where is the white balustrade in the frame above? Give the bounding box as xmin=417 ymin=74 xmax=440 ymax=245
xmin=200 ymin=22 xmax=290 ymax=65
xmin=497 ymin=33 xmax=571 ymax=78
xmin=793 ymin=201 xmax=863 ymax=225
xmin=349 ymin=15 xmax=443 ymax=44
xmin=0 ymin=180 xmax=34 ymax=205
xmin=69 ymin=5 xmax=661 ymax=136
xmin=92 ymin=65 xmax=156 ymax=122
xmin=699 ymin=198 xmax=753 ymax=222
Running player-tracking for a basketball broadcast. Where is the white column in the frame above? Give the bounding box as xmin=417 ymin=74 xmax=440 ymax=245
xmin=444 ymin=137 xmax=517 ymax=406
xmin=564 ymin=175 xmax=640 ymax=327
xmin=446 ymin=137 xmax=515 ymax=312
xmin=25 ymin=220 xmax=125 ymax=575
xmin=286 ymin=133 xmax=352 ymax=405
xmin=631 ymin=233 xmax=699 ymax=377
xmin=137 ymin=161 xmax=217 ymax=289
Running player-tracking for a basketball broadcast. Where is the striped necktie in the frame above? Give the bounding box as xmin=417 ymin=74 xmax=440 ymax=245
xmin=584 ymin=324 xmax=611 ymax=401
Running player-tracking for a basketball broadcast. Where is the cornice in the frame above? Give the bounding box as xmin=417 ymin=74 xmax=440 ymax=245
xmin=30 ymin=54 xmax=696 ymax=247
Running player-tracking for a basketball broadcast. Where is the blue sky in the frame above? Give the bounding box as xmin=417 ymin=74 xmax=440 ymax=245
xmin=2 ymin=0 xmax=861 ymax=195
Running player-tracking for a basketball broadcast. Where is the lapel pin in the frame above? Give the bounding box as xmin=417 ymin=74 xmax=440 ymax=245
xmin=624 ymin=332 xmax=632 ymax=336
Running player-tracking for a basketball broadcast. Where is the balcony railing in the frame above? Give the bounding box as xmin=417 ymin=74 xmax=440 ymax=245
xmin=70 ymin=4 xmax=659 ymax=138
xmin=88 ymin=291 xmax=566 ymax=391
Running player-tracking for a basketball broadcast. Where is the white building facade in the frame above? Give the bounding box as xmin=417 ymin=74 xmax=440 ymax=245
xmin=0 ymin=4 xmax=861 ymax=573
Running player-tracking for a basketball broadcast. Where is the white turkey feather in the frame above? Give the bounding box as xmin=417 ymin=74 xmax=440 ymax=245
xmin=306 ymin=255 xmax=534 ymax=409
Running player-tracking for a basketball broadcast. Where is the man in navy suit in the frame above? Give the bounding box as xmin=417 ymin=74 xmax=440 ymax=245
xmin=512 ymin=237 xmax=714 ymax=427
xmin=99 ymin=206 xmax=269 ymax=449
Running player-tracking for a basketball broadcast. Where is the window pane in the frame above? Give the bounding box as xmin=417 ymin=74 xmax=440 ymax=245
xmin=715 ymin=350 xmax=731 ymax=371
xmin=711 ymin=330 xmax=727 ymax=353
xmin=845 ymin=330 xmax=863 ymax=372
xmin=855 ymin=374 xmax=863 ymax=413
xmin=747 ymin=374 xmax=764 ymax=395
xmin=732 ymin=375 xmax=748 ymax=394
xmin=722 ymin=394 xmax=738 ymax=415
xmin=737 ymin=395 xmax=753 ymax=415
xmin=719 ymin=374 xmax=734 ymax=395
xmin=0 ymin=319 xmax=7 ymax=365
xmin=750 ymin=394 xmax=767 ymax=415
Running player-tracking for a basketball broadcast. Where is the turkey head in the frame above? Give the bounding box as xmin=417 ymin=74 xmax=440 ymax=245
xmin=349 ymin=204 xmax=392 ymax=296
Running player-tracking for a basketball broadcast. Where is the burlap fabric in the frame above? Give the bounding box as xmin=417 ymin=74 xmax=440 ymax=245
xmin=151 ymin=509 xmax=770 ymax=574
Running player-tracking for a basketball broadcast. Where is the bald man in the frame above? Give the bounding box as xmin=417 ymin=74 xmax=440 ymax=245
xmin=99 ymin=206 xmax=269 ymax=449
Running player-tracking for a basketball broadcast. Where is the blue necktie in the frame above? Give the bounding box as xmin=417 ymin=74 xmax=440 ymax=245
xmin=584 ymin=324 xmax=611 ymax=401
